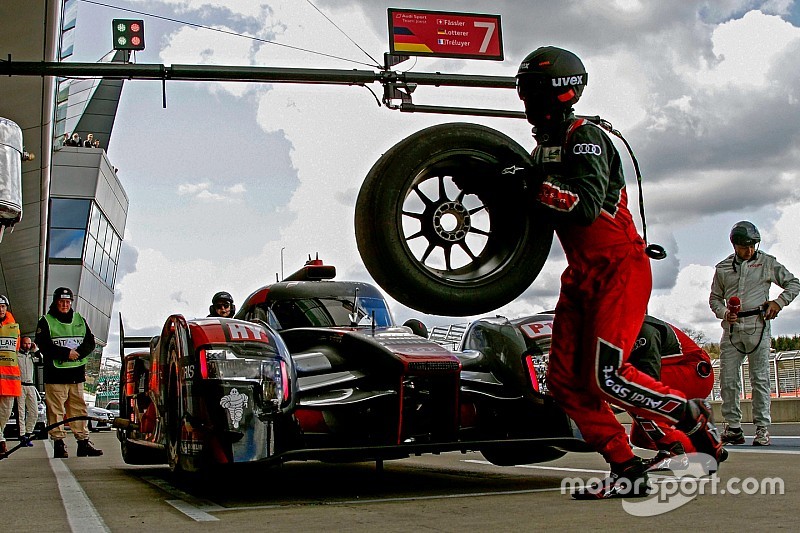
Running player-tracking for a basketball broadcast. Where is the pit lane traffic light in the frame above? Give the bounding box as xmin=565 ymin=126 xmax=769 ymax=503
xmin=112 ymin=19 xmax=145 ymax=51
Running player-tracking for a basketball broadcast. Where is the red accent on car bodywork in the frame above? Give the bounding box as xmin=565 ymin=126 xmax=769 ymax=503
xmin=280 ymin=360 xmax=290 ymax=402
xmin=247 ymin=287 xmax=270 ymax=306
xmin=525 ymin=355 xmax=540 ymax=392
xmin=199 ymin=349 xmax=209 ymax=379
xmin=295 ymin=408 xmax=328 ymax=433
xmin=460 ymin=402 xmax=478 ymax=429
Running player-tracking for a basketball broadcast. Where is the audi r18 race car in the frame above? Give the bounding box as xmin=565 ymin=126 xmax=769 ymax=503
xmin=116 ymin=259 xmax=587 ymax=475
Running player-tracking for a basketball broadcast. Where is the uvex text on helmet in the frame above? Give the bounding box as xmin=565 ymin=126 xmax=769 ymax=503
xmin=516 ymin=46 xmax=587 ymax=109
xmin=729 ymin=221 xmax=761 ymax=246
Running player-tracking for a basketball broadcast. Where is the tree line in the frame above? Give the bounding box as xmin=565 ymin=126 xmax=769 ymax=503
xmin=683 ymin=328 xmax=800 ymax=359
xmin=696 ymin=335 xmax=800 ymax=359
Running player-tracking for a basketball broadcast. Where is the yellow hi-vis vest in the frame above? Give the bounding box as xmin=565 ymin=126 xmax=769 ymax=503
xmin=45 ymin=312 xmax=89 ymax=369
xmin=0 ymin=322 xmax=21 ymax=396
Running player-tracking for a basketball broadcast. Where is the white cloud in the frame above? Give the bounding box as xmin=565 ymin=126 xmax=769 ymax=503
xmin=176 ymin=181 xmax=243 ymax=202
xmin=177 ymin=181 xmax=210 ymax=195
xmin=102 ymin=1 xmax=800 ymax=350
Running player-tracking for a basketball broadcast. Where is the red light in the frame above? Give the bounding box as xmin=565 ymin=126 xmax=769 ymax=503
xmin=281 ymin=360 xmax=290 ymax=402
xmin=199 ymin=349 xmax=209 ymax=379
xmin=130 ymin=23 xmax=141 ymax=32
xmin=131 ymin=36 xmax=141 ymax=46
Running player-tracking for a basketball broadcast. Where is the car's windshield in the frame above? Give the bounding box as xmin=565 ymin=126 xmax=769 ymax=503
xmin=269 ymin=296 xmax=392 ymax=330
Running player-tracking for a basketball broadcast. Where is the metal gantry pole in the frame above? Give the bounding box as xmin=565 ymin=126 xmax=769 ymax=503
xmin=0 ymin=58 xmax=522 ymax=119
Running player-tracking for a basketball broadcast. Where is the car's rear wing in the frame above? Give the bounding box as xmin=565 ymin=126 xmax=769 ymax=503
xmin=118 ymin=313 xmax=155 ymax=354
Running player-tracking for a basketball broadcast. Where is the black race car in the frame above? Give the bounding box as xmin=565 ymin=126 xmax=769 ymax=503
xmin=233 ymin=258 xmax=587 ymax=467
xmin=116 ymin=258 xmax=586 ymax=475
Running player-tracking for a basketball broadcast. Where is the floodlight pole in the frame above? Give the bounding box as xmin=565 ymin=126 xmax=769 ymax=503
xmin=0 ymin=57 xmax=522 ymax=119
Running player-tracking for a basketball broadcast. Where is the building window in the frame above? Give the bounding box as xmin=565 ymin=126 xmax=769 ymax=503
xmin=48 ymin=199 xmax=122 ymax=289
xmin=85 ymin=203 xmax=122 ymax=289
xmin=48 ymin=198 xmax=90 ymax=260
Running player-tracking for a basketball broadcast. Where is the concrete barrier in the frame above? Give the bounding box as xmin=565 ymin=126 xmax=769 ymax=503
xmin=709 ymin=398 xmax=800 ymax=423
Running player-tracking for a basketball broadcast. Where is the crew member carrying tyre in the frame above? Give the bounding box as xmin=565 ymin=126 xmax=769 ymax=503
xmin=627 ymin=316 xmax=714 ymax=465
xmin=515 ymin=46 xmax=725 ymax=499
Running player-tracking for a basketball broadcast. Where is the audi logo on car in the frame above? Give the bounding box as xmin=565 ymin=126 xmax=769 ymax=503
xmin=573 ymin=143 xmax=602 ymax=155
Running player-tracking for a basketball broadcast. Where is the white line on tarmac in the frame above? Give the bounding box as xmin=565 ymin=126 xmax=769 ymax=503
xmin=165 ymin=500 xmax=219 ymax=521
xmin=45 ymin=440 xmax=111 ymax=533
xmin=141 ymin=476 xmax=224 ymax=522
xmin=724 ymin=447 xmax=800 ymax=454
xmin=463 ymin=459 xmax=608 ymax=474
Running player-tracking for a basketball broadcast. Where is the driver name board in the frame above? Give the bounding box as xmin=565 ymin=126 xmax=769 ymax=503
xmin=388 ymin=8 xmax=503 ymax=60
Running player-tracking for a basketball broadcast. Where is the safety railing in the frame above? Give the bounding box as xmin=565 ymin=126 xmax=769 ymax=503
xmin=427 ymin=323 xmax=469 ymax=352
xmin=709 ymin=350 xmax=800 ymax=400
xmin=426 ymin=320 xmax=800 ymax=401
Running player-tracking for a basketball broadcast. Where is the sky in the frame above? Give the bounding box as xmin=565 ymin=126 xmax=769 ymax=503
xmin=67 ymin=0 xmax=800 ymax=360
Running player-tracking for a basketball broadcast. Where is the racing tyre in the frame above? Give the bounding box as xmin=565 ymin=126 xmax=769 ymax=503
xmin=165 ymin=354 xmax=185 ymax=475
xmin=355 ymin=123 xmax=552 ymax=316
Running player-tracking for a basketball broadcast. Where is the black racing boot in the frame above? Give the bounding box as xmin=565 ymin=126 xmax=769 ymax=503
xmin=644 ymin=441 xmax=687 ymax=472
xmin=676 ymin=399 xmax=727 ymax=468
xmin=572 ymin=456 xmax=650 ymax=500
xmin=76 ymin=439 xmax=103 ymax=457
xmin=53 ymin=439 xmax=68 ymax=459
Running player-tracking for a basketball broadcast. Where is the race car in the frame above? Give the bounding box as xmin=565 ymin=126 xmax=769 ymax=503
xmin=116 ymin=259 xmax=587 ymax=475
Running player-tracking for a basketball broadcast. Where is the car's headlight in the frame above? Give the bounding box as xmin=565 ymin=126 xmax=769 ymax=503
xmin=199 ymin=348 xmax=290 ymax=406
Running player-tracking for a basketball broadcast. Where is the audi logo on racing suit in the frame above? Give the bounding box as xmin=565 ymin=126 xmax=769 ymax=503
xmin=573 ymin=143 xmax=602 ymax=156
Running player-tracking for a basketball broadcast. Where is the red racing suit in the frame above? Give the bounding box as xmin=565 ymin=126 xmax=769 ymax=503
xmin=627 ymin=315 xmax=714 ymax=452
xmin=538 ymin=116 xmax=689 ymax=465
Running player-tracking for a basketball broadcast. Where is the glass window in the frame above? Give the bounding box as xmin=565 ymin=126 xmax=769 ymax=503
xmin=268 ymin=296 xmax=392 ymax=330
xmin=92 ymin=240 xmax=103 ymax=272
xmin=100 ymin=252 xmax=110 ymax=280
xmin=103 ymin=222 xmax=114 ymax=255
xmin=89 ymin=207 xmax=100 ymax=239
xmin=104 ymin=257 xmax=115 ymax=285
xmin=49 ymin=229 xmax=86 ymax=259
xmin=111 ymin=232 xmax=120 ymax=260
xmin=50 ymin=198 xmax=90 ymax=229
xmin=84 ymin=235 xmax=97 ymax=269
xmin=55 ymin=102 xmax=68 ymax=123
xmin=96 ymin=217 xmax=108 ymax=249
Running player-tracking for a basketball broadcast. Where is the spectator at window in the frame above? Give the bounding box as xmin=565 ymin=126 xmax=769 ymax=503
xmin=82 ymin=133 xmax=95 ymax=148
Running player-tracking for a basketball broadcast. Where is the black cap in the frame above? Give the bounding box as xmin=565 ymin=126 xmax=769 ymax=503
xmin=212 ymin=291 xmax=233 ymax=304
xmin=53 ymin=287 xmax=74 ymax=302
xmin=0 ymin=295 xmax=8 ymax=306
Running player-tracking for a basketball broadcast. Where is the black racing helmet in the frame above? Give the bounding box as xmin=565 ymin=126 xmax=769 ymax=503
xmin=516 ymin=46 xmax=587 ymax=111
xmin=729 ymin=221 xmax=761 ymax=247
xmin=210 ymin=291 xmax=235 ymax=316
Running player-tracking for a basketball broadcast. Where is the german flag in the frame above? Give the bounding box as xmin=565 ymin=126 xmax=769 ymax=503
xmin=392 ymin=26 xmax=433 ymax=53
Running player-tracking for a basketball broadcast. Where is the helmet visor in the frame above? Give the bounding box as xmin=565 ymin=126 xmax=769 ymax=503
xmin=516 ymin=74 xmax=549 ymax=101
xmin=732 ymin=236 xmax=759 ymax=247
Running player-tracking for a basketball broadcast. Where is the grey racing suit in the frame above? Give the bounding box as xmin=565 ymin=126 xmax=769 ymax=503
xmin=709 ymin=250 xmax=800 ymax=427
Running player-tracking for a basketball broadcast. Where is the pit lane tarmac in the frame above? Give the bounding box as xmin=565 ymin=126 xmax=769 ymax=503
xmin=3 ymin=426 xmax=800 ymax=532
